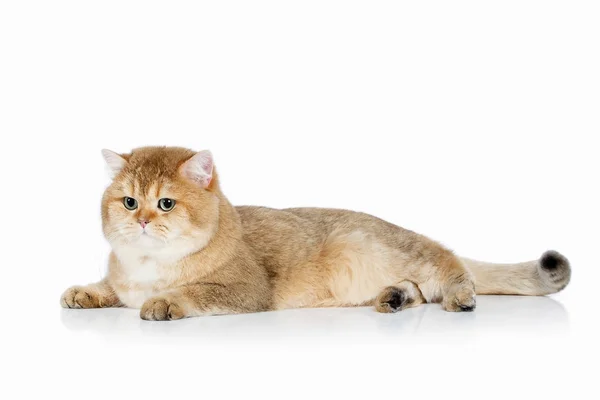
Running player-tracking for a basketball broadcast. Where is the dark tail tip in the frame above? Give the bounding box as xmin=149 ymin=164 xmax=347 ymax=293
xmin=540 ymin=250 xmax=569 ymax=271
xmin=539 ymin=250 xmax=571 ymax=292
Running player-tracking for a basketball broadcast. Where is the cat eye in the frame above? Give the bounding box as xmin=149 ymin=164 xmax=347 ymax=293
xmin=158 ymin=198 xmax=176 ymax=212
xmin=123 ymin=197 xmax=138 ymax=210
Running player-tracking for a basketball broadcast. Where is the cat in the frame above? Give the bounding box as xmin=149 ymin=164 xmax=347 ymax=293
xmin=60 ymin=146 xmax=571 ymax=320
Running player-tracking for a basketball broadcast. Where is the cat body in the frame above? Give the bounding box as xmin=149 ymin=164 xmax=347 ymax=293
xmin=61 ymin=147 xmax=571 ymax=320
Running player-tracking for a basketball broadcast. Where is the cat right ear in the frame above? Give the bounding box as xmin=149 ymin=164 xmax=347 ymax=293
xmin=101 ymin=149 xmax=127 ymax=178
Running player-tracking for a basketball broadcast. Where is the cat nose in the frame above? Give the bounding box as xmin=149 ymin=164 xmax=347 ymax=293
xmin=139 ymin=220 xmax=150 ymax=228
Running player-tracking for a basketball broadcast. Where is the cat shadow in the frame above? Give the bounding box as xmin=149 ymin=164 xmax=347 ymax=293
xmin=371 ymin=295 xmax=570 ymax=340
xmin=60 ymin=295 xmax=569 ymax=343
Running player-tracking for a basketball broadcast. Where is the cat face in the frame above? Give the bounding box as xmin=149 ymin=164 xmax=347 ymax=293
xmin=101 ymin=147 xmax=219 ymax=255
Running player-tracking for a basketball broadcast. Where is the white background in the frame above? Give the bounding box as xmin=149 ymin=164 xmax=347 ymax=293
xmin=1 ymin=1 xmax=599 ymax=399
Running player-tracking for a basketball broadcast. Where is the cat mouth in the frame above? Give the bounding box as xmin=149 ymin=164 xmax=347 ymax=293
xmin=136 ymin=229 xmax=168 ymax=245
xmin=137 ymin=231 xmax=158 ymax=242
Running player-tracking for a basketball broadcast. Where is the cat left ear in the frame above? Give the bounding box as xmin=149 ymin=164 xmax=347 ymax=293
xmin=101 ymin=149 xmax=127 ymax=178
xmin=180 ymin=150 xmax=214 ymax=188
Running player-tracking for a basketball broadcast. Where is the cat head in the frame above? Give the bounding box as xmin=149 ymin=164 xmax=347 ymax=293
xmin=101 ymin=147 xmax=220 ymax=256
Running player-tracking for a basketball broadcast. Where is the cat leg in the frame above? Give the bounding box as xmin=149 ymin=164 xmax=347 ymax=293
xmin=60 ymin=279 xmax=122 ymax=309
xmin=375 ymin=280 xmax=425 ymax=313
xmin=140 ymin=282 xmax=270 ymax=321
xmin=437 ymin=254 xmax=477 ymax=312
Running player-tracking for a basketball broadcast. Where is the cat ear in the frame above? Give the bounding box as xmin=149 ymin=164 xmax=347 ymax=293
xmin=180 ymin=150 xmax=214 ymax=188
xmin=101 ymin=149 xmax=127 ymax=178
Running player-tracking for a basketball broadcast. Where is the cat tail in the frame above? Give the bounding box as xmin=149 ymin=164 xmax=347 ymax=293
xmin=461 ymin=250 xmax=571 ymax=295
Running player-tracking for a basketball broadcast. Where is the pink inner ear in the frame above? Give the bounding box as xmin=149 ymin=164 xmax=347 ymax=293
xmin=199 ymin=156 xmax=213 ymax=175
xmin=181 ymin=151 xmax=214 ymax=188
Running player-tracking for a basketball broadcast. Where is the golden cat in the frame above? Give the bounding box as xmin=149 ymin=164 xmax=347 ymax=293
xmin=60 ymin=147 xmax=571 ymax=320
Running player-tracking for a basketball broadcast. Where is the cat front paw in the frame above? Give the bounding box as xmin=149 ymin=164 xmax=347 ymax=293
xmin=140 ymin=296 xmax=186 ymax=321
xmin=60 ymin=286 xmax=100 ymax=309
